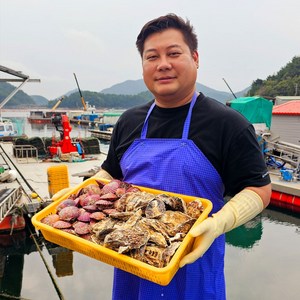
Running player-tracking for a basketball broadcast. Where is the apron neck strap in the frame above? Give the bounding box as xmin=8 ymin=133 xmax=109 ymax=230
xmin=141 ymin=92 xmax=198 ymax=139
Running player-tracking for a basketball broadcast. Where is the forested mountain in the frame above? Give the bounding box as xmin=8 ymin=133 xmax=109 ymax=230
xmin=31 ymin=95 xmax=49 ymax=106
xmin=49 ymin=90 xmax=153 ymax=110
xmin=101 ymin=79 xmax=238 ymax=102
xmin=0 ymin=80 xmax=239 ymax=109
xmin=0 ymin=82 xmax=35 ymax=108
xmin=2 ymin=56 xmax=299 ymax=109
xmin=247 ymin=56 xmax=300 ymax=97
xmin=9 ymin=56 xmax=300 ymax=109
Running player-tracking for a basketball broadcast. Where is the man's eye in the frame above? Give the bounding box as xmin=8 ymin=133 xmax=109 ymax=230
xmin=147 ymin=55 xmax=157 ymax=61
xmin=169 ymin=52 xmax=180 ymax=57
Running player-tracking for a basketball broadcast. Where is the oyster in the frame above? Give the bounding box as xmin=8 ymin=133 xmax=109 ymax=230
xmin=135 ymin=219 xmax=168 ymax=248
xmin=159 ymin=211 xmax=195 ymax=236
xmin=186 ymin=199 xmax=204 ymax=218
xmin=162 ymin=242 xmax=182 ymax=266
xmin=104 ymin=227 xmax=150 ymax=253
xmin=155 ymin=194 xmax=187 ymax=213
xmin=143 ymin=246 xmax=165 ymax=268
xmin=92 ymin=218 xmax=118 ymax=241
xmin=122 ymin=209 xmax=143 ymax=228
xmin=49 ymin=179 xmax=205 ymax=268
xmin=109 ymin=211 xmax=135 ymax=221
xmin=145 ymin=198 xmax=166 ymax=219
xmin=125 ymin=191 xmax=156 ymax=212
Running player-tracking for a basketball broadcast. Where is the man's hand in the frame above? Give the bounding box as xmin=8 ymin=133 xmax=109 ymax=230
xmin=92 ymin=168 xmax=113 ymax=180
xmin=179 ymin=189 xmax=265 ymax=267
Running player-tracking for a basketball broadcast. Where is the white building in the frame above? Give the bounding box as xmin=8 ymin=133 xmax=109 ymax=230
xmin=271 ymin=100 xmax=300 ymax=145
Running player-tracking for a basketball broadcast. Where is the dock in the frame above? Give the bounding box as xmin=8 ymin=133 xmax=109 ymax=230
xmin=89 ymin=129 xmax=112 ymax=141
xmin=0 ymin=142 xmax=107 ymax=214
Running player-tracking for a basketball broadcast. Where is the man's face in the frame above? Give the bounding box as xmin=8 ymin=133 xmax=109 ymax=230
xmin=142 ymin=28 xmax=198 ymax=107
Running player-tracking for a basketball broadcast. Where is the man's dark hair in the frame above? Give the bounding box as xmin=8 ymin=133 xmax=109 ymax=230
xmin=136 ymin=13 xmax=198 ymax=57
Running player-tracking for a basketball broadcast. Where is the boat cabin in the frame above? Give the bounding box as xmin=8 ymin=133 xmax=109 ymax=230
xmin=0 ymin=120 xmax=17 ymax=137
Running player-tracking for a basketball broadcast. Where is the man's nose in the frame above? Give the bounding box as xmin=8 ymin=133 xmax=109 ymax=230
xmin=157 ymin=56 xmax=172 ymax=71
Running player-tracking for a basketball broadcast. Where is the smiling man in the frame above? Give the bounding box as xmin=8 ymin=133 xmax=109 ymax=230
xmin=97 ymin=13 xmax=271 ymax=300
xmin=142 ymin=28 xmax=198 ymax=107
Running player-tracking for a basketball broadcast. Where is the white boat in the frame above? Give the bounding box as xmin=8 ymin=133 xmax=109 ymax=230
xmin=0 ymin=119 xmax=17 ymax=137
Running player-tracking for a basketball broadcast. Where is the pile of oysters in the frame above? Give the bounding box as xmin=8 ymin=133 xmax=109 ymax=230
xmin=41 ymin=179 xmax=204 ymax=268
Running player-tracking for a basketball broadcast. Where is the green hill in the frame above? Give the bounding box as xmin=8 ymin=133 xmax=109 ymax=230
xmin=247 ymin=56 xmax=300 ymax=97
xmin=0 ymin=82 xmax=36 ymax=108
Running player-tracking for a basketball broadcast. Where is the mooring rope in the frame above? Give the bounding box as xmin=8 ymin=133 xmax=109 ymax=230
xmin=0 ymin=144 xmax=65 ymax=300
xmin=28 ymin=226 xmax=65 ymax=300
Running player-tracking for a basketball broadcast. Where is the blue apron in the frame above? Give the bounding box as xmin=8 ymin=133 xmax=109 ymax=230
xmin=114 ymin=93 xmax=226 ymax=300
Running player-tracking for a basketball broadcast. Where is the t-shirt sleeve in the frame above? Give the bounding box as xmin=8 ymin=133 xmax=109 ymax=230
xmin=222 ymin=124 xmax=271 ymax=196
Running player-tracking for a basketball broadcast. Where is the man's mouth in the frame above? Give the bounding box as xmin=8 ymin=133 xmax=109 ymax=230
xmin=156 ymin=76 xmax=176 ymax=82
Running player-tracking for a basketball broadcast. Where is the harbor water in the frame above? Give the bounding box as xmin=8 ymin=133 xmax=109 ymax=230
xmin=0 ymin=110 xmax=299 ymax=300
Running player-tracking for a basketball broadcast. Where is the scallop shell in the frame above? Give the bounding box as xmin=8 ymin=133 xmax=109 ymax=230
xmin=73 ymin=221 xmax=91 ymax=235
xmin=41 ymin=214 xmax=60 ymax=226
xmin=89 ymin=211 xmax=106 ymax=221
xmin=58 ymin=206 xmax=80 ymax=222
xmin=53 ymin=220 xmax=72 ymax=229
xmin=56 ymin=199 xmax=76 ymax=212
xmin=77 ymin=209 xmax=91 ymax=222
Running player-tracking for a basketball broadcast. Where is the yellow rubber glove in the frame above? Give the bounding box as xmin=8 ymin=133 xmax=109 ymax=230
xmin=92 ymin=168 xmax=113 ymax=180
xmin=51 ymin=187 xmax=74 ymax=201
xmin=179 ymin=189 xmax=264 ymax=267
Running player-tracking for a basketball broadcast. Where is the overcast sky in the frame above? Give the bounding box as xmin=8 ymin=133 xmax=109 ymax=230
xmin=1 ymin=0 xmax=300 ymax=100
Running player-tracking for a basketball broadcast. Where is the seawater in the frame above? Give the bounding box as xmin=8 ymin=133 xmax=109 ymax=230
xmin=0 ymin=110 xmax=299 ymax=300
xmin=1 ymin=110 xmax=110 ymax=153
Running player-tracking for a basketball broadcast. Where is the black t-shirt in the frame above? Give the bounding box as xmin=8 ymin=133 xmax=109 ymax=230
xmin=102 ymin=93 xmax=270 ymax=196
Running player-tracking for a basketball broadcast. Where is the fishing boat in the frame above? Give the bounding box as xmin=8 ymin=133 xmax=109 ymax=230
xmin=27 ymin=96 xmax=67 ymax=124
xmin=0 ymin=118 xmax=17 ymax=137
xmin=27 ymin=110 xmax=53 ymax=124
xmin=69 ymin=104 xmax=103 ymax=127
xmin=89 ymin=125 xmax=113 ymax=141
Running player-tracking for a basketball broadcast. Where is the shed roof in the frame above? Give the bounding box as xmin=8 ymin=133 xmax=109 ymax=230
xmin=272 ymin=100 xmax=300 ymax=115
xmin=229 ymin=96 xmax=273 ymax=128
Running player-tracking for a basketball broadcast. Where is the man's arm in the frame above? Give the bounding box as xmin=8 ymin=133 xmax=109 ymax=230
xmin=180 ymin=183 xmax=271 ymax=267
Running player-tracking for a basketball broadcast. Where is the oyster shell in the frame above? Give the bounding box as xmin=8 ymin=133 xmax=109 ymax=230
xmin=143 ymin=246 xmax=165 ymax=268
xmin=104 ymin=227 xmax=150 ymax=253
xmin=135 ymin=219 xmax=168 ymax=248
xmin=92 ymin=218 xmax=118 ymax=241
xmin=186 ymin=199 xmax=204 ymax=218
xmin=124 ymin=191 xmax=156 ymax=212
xmin=159 ymin=211 xmax=195 ymax=236
xmin=155 ymin=194 xmax=187 ymax=213
xmin=145 ymin=198 xmax=166 ymax=219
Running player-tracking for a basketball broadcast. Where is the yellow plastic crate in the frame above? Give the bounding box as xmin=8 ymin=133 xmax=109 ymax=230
xmin=32 ymin=178 xmax=212 ymax=286
xmin=47 ymin=165 xmax=70 ymax=198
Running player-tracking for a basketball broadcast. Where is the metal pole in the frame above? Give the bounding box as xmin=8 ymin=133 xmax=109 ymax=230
xmin=0 ymin=78 xmax=30 ymax=109
xmin=222 ymin=78 xmax=237 ymax=99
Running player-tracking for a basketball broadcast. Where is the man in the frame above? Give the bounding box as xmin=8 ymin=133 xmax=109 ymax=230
xmin=96 ymin=14 xmax=271 ymax=300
